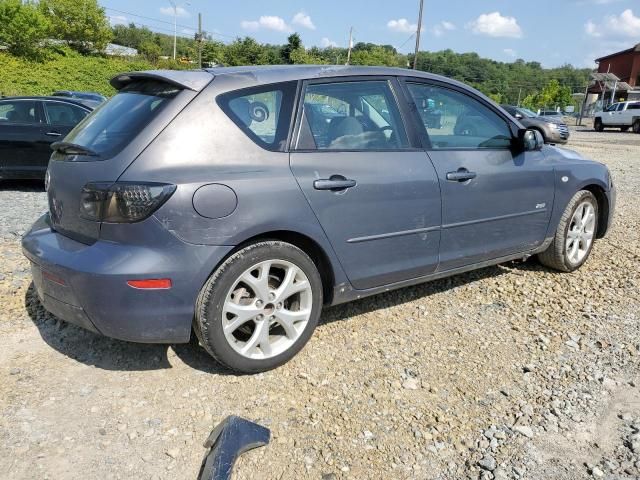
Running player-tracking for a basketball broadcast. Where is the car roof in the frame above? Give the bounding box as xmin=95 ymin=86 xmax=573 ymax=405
xmin=112 ymin=65 xmax=476 ymax=94
xmin=0 ymin=96 xmax=94 ymax=109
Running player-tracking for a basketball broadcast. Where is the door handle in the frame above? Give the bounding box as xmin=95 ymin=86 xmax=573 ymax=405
xmin=446 ymin=168 xmax=477 ymax=182
xmin=313 ymin=176 xmax=357 ymax=191
xmin=45 ymin=131 xmax=62 ymax=137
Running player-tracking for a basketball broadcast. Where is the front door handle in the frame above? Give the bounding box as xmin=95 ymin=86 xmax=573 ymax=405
xmin=446 ymin=168 xmax=477 ymax=182
xmin=313 ymin=176 xmax=357 ymax=191
xmin=45 ymin=131 xmax=62 ymax=137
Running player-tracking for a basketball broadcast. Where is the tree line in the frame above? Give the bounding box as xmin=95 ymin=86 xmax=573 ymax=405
xmin=0 ymin=0 xmax=590 ymax=108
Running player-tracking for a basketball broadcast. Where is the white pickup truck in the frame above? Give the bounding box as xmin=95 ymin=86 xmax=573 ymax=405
xmin=594 ymin=101 xmax=640 ymax=133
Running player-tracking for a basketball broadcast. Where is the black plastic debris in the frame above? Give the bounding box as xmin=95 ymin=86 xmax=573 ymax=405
xmin=197 ymin=415 xmax=271 ymax=480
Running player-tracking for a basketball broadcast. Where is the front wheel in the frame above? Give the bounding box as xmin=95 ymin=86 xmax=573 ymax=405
xmin=538 ymin=190 xmax=598 ymax=272
xmin=194 ymin=241 xmax=323 ymax=373
xmin=594 ymin=118 xmax=604 ymax=132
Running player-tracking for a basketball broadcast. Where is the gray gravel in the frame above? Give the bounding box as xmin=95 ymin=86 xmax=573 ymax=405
xmin=0 ymin=180 xmax=47 ymax=240
xmin=0 ymin=127 xmax=639 ymax=479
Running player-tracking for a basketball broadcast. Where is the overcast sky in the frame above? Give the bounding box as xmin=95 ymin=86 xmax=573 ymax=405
xmin=101 ymin=0 xmax=640 ymax=68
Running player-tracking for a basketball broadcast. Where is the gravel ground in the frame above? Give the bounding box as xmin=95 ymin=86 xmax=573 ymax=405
xmin=0 ymin=127 xmax=638 ymax=480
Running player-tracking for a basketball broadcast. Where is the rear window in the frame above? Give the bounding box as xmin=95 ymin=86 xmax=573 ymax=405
xmin=62 ymin=80 xmax=180 ymax=158
xmin=217 ymin=81 xmax=297 ymax=152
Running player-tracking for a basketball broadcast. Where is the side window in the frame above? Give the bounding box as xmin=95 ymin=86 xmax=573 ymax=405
xmin=45 ymin=102 xmax=89 ymax=126
xmin=0 ymin=101 xmax=40 ymax=124
xmin=407 ymin=83 xmax=512 ymax=149
xmin=605 ymin=103 xmax=618 ymax=112
xmin=218 ymin=82 xmax=296 ymax=151
xmin=296 ymin=80 xmax=409 ymax=151
xmin=616 ymin=103 xmax=626 ymax=112
xmin=628 ymin=103 xmax=640 ymax=110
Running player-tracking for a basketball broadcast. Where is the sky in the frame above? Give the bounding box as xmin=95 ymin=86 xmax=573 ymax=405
xmin=100 ymin=0 xmax=640 ymax=68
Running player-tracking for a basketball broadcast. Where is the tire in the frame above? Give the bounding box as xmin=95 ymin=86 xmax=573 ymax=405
xmin=594 ymin=118 xmax=604 ymax=132
xmin=621 ymin=126 xmax=630 ymax=132
xmin=633 ymin=120 xmax=640 ymax=134
xmin=538 ymin=190 xmax=598 ymax=272
xmin=194 ymin=241 xmax=323 ymax=373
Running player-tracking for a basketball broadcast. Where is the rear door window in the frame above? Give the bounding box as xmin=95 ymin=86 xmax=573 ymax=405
xmin=295 ymin=80 xmax=409 ymax=151
xmin=44 ymin=102 xmax=89 ymax=126
xmin=218 ymin=82 xmax=297 ymax=152
xmin=63 ymin=80 xmax=180 ymax=158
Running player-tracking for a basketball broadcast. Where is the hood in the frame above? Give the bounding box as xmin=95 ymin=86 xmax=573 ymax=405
xmin=536 ymin=115 xmax=565 ymax=124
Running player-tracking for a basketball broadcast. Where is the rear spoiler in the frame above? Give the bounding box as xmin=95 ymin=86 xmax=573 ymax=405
xmin=110 ymin=70 xmax=214 ymax=92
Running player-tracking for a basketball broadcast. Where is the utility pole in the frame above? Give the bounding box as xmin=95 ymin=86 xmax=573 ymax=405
xmin=516 ymin=87 xmax=522 ymax=107
xmin=578 ymin=81 xmax=590 ymax=127
xmin=413 ymin=0 xmax=424 ymax=69
xmin=169 ymin=0 xmax=190 ymax=61
xmin=197 ymin=12 xmax=203 ymax=69
xmin=346 ymin=27 xmax=353 ymax=65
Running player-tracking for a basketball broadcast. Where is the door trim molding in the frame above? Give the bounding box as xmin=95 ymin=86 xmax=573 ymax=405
xmin=442 ymin=208 xmax=547 ymax=230
xmin=347 ymin=225 xmax=440 ymax=243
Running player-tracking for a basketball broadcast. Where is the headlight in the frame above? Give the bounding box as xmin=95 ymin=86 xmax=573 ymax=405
xmin=548 ymin=123 xmax=560 ymax=130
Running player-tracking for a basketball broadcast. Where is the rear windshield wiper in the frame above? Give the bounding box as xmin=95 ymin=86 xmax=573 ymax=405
xmin=51 ymin=141 xmax=99 ymax=157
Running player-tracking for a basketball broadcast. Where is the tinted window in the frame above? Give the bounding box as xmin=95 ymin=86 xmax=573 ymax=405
xmin=218 ymin=82 xmax=296 ymax=152
xmin=45 ymin=102 xmax=89 ymax=126
xmin=408 ymin=83 xmax=511 ymax=149
xmin=605 ymin=104 xmax=618 ymax=112
xmin=0 ymin=100 xmax=40 ymax=124
xmin=63 ymin=80 xmax=179 ymax=158
xmin=616 ymin=103 xmax=626 ymax=111
xmin=628 ymin=103 xmax=640 ymax=110
xmin=296 ymin=80 xmax=409 ymax=150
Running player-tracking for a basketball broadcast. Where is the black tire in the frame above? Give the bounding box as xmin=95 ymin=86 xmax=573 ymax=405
xmin=594 ymin=118 xmax=604 ymax=132
xmin=537 ymin=190 xmax=598 ymax=272
xmin=633 ymin=120 xmax=640 ymax=134
xmin=621 ymin=126 xmax=630 ymax=132
xmin=194 ymin=241 xmax=323 ymax=373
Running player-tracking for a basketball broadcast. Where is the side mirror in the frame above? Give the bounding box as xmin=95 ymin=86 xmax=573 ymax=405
xmin=519 ymin=128 xmax=544 ymax=151
xmin=514 ymin=113 xmax=523 ymax=120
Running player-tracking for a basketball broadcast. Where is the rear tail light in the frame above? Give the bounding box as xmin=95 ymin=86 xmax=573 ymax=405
xmin=127 ymin=278 xmax=172 ymax=289
xmin=80 ymin=182 xmax=176 ymax=223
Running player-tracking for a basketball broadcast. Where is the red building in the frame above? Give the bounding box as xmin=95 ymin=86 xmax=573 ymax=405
xmin=589 ymin=43 xmax=640 ymax=102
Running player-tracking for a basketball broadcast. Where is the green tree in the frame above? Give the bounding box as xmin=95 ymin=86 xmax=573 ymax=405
xmin=139 ymin=40 xmax=162 ymax=62
xmin=39 ymin=0 xmax=111 ymax=53
xmin=0 ymin=0 xmax=49 ymax=58
xmin=281 ymin=33 xmax=302 ymax=64
xmin=223 ymin=37 xmax=264 ymax=66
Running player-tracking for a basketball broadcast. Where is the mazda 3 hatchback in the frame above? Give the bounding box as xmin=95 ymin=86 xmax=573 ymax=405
xmin=22 ymin=66 xmax=615 ymax=373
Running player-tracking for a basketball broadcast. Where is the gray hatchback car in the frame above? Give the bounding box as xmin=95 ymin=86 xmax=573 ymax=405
xmin=22 ymin=66 xmax=615 ymax=373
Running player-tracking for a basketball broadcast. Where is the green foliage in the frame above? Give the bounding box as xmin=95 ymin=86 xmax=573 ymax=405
xmin=281 ymin=33 xmax=302 ymax=64
xmin=0 ymin=47 xmax=153 ymax=97
xmin=0 ymin=0 xmax=49 ymax=58
xmin=139 ymin=40 xmax=162 ymax=62
xmin=39 ymin=0 xmax=111 ymax=53
xmin=521 ymin=79 xmax=575 ymax=110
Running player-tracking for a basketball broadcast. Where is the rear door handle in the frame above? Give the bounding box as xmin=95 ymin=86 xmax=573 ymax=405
xmin=45 ymin=131 xmax=62 ymax=137
xmin=313 ymin=176 xmax=357 ymax=191
xmin=446 ymin=169 xmax=477 ymax=182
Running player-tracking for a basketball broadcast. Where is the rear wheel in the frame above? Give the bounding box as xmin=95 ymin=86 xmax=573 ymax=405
xmin=194 ymin=241 xmax=323 ymax=373
xmin=538 ymin=190 xmax=598 ymax=272
xmin=633 ymin=120 xmax=640 ymax=134
xmin=594 ymin=118 xmax=604 ymax=132
xmin=621 ymin=126 xmax=630 ymax=132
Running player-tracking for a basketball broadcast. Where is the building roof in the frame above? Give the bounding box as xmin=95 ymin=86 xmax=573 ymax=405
xmin=595 ymin=43 xmax=640 ymax=62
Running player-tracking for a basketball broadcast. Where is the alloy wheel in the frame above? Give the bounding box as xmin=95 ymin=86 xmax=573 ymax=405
xmin=565 ymin=201 xmax=596 ymax=265
xmin=221 ymin=260 xmax=313 ymax=360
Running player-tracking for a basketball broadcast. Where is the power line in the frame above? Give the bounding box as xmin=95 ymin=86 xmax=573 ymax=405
xmin=105 ymin=6 xmax=236 ymax=39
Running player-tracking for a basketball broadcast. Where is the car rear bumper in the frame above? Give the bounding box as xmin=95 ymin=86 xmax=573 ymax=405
xmin=22 ymin=214 xmax=233 ymax=343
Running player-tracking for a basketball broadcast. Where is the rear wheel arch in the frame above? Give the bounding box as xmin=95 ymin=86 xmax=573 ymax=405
xmin=201 ymin=230 xmax=336 ymax=306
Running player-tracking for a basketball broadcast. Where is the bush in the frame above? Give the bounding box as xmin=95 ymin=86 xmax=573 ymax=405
xmin=0 ymin=47 xmax=153 ymax=97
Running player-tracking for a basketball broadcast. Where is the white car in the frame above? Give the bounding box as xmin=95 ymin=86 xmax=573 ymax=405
xmin=594 ymin=101 xmax=640 ymax=133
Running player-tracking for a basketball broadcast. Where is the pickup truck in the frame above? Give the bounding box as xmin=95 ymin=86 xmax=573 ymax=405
xmin=594 ymin=101 xmax=640 ymax=133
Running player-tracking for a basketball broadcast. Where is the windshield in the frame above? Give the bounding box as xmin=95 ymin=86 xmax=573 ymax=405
xmin=517 ymin=107 xmax=538 ymax=118
xmin=63 ymin=80 xmax=179 ymax=158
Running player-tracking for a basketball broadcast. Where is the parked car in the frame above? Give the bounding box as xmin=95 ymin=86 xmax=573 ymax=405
xmin=594 ymin=101 xmax=640 ymax=133
xmin=501 ymin=105 xmax=570 ymax=144
xmin=22 ymin=67 xmax=615 ymax=373
xmin=0 ymin=96 xmax=92 ymax=180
